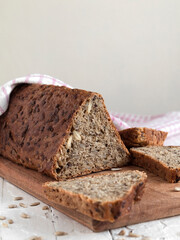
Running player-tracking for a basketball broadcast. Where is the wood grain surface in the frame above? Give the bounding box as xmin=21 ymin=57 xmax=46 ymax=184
xmin=0 ymin=156 xmax=180 ymax=232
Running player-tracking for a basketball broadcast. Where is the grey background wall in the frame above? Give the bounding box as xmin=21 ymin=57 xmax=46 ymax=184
xmin=0 ymin=0 xmax=179 ymax=114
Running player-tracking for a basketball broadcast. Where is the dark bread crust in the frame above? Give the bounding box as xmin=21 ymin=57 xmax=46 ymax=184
xmin=0 ymin=84 xmax=128 ymax=179
xmin=119 ymin=127 xmax=168 ymax=148
xmin=130 ymin=147 xmax=180 ymax=183
xmin=43 ymin=170 xmax=147 ymax=222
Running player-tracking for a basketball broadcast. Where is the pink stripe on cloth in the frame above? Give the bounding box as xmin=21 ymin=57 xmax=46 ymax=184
xmin=110 ymin=111 xmax=180 ymax=140
xmin=165 ymin=130 xmax=180 ymax=140
xmin=156 ymin=119 xmax=180 ymax=130
xmin=52 ymin=77 xmax=56 ymax=85
xmin=25 ymin=75 xmax=30 ymax=83
xmin=38 ymin=75 xmax=43 ymax=84
xmin=111 ymin=115 xmax=115 ymax=122
xmin=143 ymin=117 xmax=180 ymax=130
xmin=113 ymin=113 xmax=166 ymax=124
xmin=2 ymin=86 xmax=8 ymax=103
xmin=166 ymin=126 xmax=180 ymax=137
xmin=110 ymin=114 xmax=130 ymax=130
xmin=11 ymin=79 xmax=16 ymax=89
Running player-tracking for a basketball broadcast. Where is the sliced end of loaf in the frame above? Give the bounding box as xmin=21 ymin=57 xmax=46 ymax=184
xmin=43 ymin=170 xmax=147 ymax=222
xmin=119 ymin=127 xmax=168 ymax=148
xmin=52 ymin=94 xmax=129 ymax=179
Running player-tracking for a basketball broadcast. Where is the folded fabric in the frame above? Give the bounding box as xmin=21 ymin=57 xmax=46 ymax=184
xmin=0 ymin=74 xmax=180 ymax=145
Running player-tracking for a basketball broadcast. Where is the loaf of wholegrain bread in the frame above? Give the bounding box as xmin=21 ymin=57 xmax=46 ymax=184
xmin=43 ymin=170 xmax=147 ymax=222
xmin=0 ymin=84 xmax=129 ymax=180
xmin=130 ymin=146 xmax=180 ymax=183
xmin=119 ymin=127 xmax=167 ymax=148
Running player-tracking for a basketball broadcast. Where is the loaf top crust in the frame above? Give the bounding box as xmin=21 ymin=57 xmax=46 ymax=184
xmin=130 ymin=146 xmax=180 ymax=169
xmin=0 ymin=84 xmax=95 ymax=167
xmin=0 ymin=84 xmax=129 ymax=177
xmin=119 ymin=127 xmax=168 ymax=148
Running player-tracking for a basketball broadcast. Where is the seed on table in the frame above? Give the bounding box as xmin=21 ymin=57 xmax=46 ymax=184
xmin=29 ymin=237 xmax=42 ymax=240
xmin=14 ymin=196 xmax=23 ymax=201
xmin=0 ymin=216 xmax=6 ymax=220
xmin=20 ymin=213 xmax=30 ymax=219
xmin=8 ymin=204 xmax=18 ymax=208
xmin=54 ymin=231 xmax=68 ymax=236
xmin=42 ymin=205 xmax=49 ymax=210
xmin=2 ymin=222 xmax=8 ymax=228
xmin=19 ymin=203 xmax=27 ymax=208
xmin=118 ymin=229 xmax=125 ymax=236
xmin=30 ymin=202 xmax=40 ymax=207
xmin=128 ymin=232 xmax=140 ymax=237
xmin=8 ymin=219 xmax=14 ymax=224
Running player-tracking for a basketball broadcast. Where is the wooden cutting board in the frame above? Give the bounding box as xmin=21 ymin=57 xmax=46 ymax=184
xmin=0 ymin=156 xmax=180 ymax=232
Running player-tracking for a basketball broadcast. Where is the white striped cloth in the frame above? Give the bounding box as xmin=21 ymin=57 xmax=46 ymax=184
xmin=0 ymin=74 xmax=72 ymax=115
xmin=0 ymin=74 xmax=180 ymax=145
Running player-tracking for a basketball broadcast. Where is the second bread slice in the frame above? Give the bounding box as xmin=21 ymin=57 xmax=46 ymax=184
xmin=130 ymin=146 xmax=180 ymax=183
xmin=43 ymin=170 xmax=147 ymax=222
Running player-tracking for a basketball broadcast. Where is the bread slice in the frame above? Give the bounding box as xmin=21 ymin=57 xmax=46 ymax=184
xmin=0 ymin=84 xmax=129 ymax=180
xmin=43 ymin=170 xmax=147 ymax=222
xmin=119 ymin=127 xmax=168 ymax=148
xmin=130 ymin=146 xmax=180 ymax=183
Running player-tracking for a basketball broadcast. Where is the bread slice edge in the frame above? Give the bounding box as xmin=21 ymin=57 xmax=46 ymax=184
xmin=43 ymin=170 xmax=147 ymax=222
xmin=130 ymin=147 xmax=179 ymax=183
